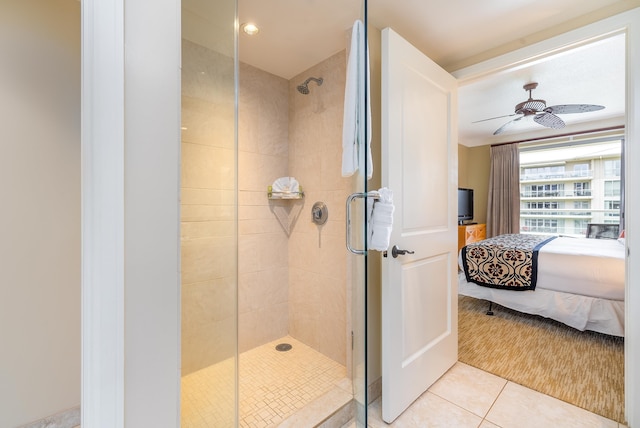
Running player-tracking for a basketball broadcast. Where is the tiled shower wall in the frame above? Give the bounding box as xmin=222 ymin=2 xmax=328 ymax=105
xmin=181 ymin=40 xmax=237 ymax=375
xmin=237 ymin=61 xmax=290 ymax=353
xmin=181 ymin=38 xmax=349 ymax=374
xmin=288 ymin=51 xmax=350 ymax=366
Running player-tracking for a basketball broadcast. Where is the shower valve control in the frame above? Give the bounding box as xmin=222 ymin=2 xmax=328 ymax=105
xmin=311 ymin=202 xmax=328 ymax=225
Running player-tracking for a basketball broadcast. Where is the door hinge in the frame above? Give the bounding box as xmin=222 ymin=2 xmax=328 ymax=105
xmin=351 ymin=331 xmax=354 ymax=350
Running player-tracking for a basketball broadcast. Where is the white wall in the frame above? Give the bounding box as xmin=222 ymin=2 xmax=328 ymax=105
xmin=0 ymin=1 xmax=81 ymax=426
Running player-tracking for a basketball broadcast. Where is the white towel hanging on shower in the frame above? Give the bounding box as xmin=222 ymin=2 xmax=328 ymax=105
xmin=341 ymin=19 xmax=372 ymax=179
xmin=368 ymin=188 xmax=394 ymax=251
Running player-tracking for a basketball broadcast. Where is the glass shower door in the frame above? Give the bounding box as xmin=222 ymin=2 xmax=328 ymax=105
xmin=180 ymin=1 xmax=369 ymax=426
xmin=180 ymin=0 xmax=239 ymax=426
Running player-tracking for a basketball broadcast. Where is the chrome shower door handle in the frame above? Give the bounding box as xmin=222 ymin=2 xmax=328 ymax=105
xmin=345 ymin=191 xmax=380 ymax=255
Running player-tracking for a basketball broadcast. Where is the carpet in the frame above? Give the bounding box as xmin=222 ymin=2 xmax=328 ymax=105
xmin=458 ymin=295 xmax=625 ymax=424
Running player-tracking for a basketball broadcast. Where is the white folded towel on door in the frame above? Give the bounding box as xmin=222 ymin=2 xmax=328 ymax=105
xmin=368 ymin=188 xmax=394 ymax=251
xmin=342 ymin=19 xmax=372 ymax=179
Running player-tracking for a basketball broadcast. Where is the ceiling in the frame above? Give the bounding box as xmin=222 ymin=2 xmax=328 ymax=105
xmin=183 ymin=0 xmax=636 ymax=146
xmin=457 ymin=33 xmax=626 ymax=147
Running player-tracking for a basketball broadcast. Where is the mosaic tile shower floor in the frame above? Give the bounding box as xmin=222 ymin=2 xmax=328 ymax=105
xmin=181 ymin=336 xmax=348 ymax=427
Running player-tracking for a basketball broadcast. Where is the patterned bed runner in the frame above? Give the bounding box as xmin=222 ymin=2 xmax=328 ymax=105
xmin=462 ymin=234 xmax=557 ymax=290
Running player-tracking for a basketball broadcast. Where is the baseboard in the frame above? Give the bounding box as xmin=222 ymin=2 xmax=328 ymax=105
xmin=368 ymin=377 xmax=382 ymax=404
xmin=17 ymin=406 xmax=80 ymax=428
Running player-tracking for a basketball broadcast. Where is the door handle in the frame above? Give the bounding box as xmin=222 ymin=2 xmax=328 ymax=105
xmin=391 ymin=245 xmax=414 ymax=258
xmin=345 ymin=191 xmax=381 ymax=255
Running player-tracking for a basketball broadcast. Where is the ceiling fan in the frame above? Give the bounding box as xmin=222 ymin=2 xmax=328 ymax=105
xmin=475 ymin=82 xmax=605 ymax=135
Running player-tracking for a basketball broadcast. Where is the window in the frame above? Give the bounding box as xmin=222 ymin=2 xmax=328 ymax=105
xmin=523 ymin=183 xmax=564 ymax=197
xmin=526 ymin=201 xmax=559 ymax=209
xmin=522 ymin=165 xmax=565 ymax=180
xmin=571 ymin=201 xmax=590 ymax=217
xmin=574 ymin=219 xmax=588 ymax=235
xmin=523 ymin=201 xmax=561 ymax=216
xmin=604 ymin=180 xmax=621 ymax=197
xmin=605 ymin=201 xmax=621 ymax=210
xmin=574 ymin=182 xmax=591 ymax=196
xmin=573 ymin=163 xmax=589 ymax=177
xmin=574 ymin=201 xmax=589 ymax=209
xmin=524 ymin=218 xmax=559 ymax=233
xmin=519 ymin=139 xmax=623 ymax=236
xmin=604 ymin=159 xmax=621 ymax=177
xmin=605 ymin=200 xmax=621 ymax=217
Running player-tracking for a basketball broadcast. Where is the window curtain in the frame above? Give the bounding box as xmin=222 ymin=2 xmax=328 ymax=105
xmin=486 ymin=143 xmax=520 ymax=237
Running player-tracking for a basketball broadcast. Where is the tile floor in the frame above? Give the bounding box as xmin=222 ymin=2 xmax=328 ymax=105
xmin=182 ymin=338 xmax=628 ymax=428
xmin=181 ymin=336 xmax=349 ymax=427
xmin=365 ymin=362 xmax=628 ymax=428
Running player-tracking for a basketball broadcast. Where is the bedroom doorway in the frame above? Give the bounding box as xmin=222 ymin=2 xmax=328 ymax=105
xmin=454 ymin=22 xmax=633 ymax=425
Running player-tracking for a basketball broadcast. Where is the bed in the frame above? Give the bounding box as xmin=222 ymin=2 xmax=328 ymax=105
xmin=458 ymin=233 xmax=625 ymax=337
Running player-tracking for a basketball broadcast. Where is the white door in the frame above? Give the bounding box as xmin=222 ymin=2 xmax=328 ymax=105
xmin=380 ymin=27 xmax=458 ymax=423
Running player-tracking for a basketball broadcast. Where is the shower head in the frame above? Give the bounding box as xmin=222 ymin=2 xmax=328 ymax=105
xmin=296 ymin=77 xmax=323 ymax=94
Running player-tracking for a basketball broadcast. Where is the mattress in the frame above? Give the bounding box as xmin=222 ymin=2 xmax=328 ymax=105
xmin=458 ymin=235 xmax=626 ymax=337
xmin=458 ymin=272 xmax=625 ymax=336
xmin=536 ymin=237 xmax=625 ymax=300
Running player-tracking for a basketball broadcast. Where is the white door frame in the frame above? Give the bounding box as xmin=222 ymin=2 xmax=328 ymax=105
xmin=453 ymin=8 xmax=640 ymax=426
xmin=81 ymin=0 xmax=181 ymax=426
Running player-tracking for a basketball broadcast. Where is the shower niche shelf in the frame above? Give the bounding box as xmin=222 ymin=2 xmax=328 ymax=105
xmin=268 ymin=190 xmax=304 ymax=200
xmin=269 ymin=192 xmax=304 ymax=200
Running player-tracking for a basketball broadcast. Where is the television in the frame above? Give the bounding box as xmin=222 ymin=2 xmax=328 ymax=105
xmin=458 ymin=188 xmax=474 ymax=225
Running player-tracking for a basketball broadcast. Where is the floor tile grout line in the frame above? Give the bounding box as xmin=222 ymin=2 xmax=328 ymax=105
xmin=478 ymin=379 xmax=509 ymax=428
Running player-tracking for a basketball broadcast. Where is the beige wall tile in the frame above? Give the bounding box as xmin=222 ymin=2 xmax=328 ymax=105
xmin=182 ymin=96 xmax=234 ymax=148
xmin=181 ymin=236 xmax=236 ymax=284
xmin=287 ymin=51 xmax=349 ymax=365
xmin=182 ymin=142 xmax=235 ymax=190
xmin=182 ymin=39 xmax=351 ymax=372
xmin=239 ymin=302 xmax=289 ymax=353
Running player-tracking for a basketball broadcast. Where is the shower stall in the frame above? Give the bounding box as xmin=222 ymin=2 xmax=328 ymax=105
xmin=180 ymin=0 xmax=371 ymax=426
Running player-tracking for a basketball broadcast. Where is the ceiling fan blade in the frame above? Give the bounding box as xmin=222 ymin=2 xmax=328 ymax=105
xmin=545 ymin=104 xmax=605 ymax=114
xmin=493 ymin=116 xmax=524 ymax=135
xmin=472 ymin=113 xmax=519 ymax=123
xmin=534 ymin=112 xmax=565 ymax=129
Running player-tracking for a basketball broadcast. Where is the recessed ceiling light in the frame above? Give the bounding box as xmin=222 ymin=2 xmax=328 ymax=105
xmin=241 ymin=23 xmax=260 ymax=36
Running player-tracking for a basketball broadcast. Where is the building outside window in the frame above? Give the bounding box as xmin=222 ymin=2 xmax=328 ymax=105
xmin=604 ymin=159 xmax=621 ymax=177
xmin=605 ymin=200 xmax=621 ymax=218
xmin=604 ymin=180 xmax=621 ymax=197
xmin=522 ymin=165 xmax=566 ymax=180
xmin=574 ymin=182 xmax=591 ymax=196
xmin=519 ymin=139 xmax=622 ymax=237
xmin=523 ymin=183 xmax=564 ymax=197
xmin=574 ymin=219 xmax=589 ymax=235
xmin=573 ymin=163 xmax=590 ymax=177
xmin=523 ymin=218 xmax=559 ymax=234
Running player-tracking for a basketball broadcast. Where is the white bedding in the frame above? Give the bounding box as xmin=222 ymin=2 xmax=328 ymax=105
xmin=459 ymin=236 xmax=626 ymax=337
xmin=537 ymin=237 xmax=625 ymax=300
